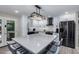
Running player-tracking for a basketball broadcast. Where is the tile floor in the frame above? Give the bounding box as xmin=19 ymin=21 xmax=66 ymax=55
xmin=59 ymin=46 xmax=79 ymax=54
xmin=0 ymin=46 xmax=11 ymax=54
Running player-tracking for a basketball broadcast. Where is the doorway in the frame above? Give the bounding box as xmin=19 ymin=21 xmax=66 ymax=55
xmin=6 ymin=20 xmax=15 ymax=41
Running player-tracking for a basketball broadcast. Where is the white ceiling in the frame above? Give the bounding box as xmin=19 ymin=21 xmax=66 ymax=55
xmin=0 ymin=5 xmax=79 ymax=17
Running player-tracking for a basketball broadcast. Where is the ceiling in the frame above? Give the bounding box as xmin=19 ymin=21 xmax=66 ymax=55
xmin=0 ymin=5 xmax=79 ymax=17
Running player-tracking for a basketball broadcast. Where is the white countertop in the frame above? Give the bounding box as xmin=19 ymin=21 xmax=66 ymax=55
xmin=13 ymin=33 xmax=58 ymax=54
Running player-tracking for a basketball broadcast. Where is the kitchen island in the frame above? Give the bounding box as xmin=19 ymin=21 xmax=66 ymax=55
xmin=12 ymin=33 xmax=59 ymax=54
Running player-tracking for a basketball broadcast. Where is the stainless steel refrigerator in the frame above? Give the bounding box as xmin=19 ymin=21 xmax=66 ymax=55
xmin=59 ymin=21 xmax=75 ymax=48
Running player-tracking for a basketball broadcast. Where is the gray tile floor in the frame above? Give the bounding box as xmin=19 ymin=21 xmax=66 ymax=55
xmin=59 ymin=46 xmax=79 ymax=54
xmin=0 ymin=46 xmax=79 ymax=54
xmin=0 ymin=46 xmax=12 ymax=54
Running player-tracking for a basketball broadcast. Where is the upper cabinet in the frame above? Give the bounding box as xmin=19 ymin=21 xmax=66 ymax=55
xmin=47 ymin=17 xmax=53 ymax=26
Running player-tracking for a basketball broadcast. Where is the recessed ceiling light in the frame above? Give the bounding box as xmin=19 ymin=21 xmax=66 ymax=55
xmin=65 ymin=12 xmax=69 ymax=14
xmin=14 ymin=10 xmax=19 ymax=13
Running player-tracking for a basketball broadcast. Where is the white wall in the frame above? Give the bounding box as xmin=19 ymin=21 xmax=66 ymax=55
xmin=21 ymin=15 xmax=28 ymax=37
xmin=59 ymin=12 xmax=76 ymax=21
xmin=53 ymin=17 xmax=60 ymax=32
xmin=75 ymin=12 xmax=79 ymax=51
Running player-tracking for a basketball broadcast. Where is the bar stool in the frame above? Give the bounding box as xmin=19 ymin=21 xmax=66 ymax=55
xmin=16 ymin=47 xmax=29 ymax=54
xmin=46 ymin=38 xmax=63 ymax=54
xmin=8 ymin=43 xmax=21 ymax=54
